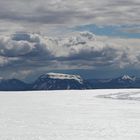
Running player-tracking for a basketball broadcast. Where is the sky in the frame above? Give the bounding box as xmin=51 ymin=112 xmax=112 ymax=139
xmin=0 ymin=0 xmax=140 ymax=81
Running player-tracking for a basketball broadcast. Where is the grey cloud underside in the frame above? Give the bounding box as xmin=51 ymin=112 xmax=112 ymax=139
xmin=0 ymin=32 xmax=140 ymax=70
xmin=0 ymin=0 xmax=139 ymax=27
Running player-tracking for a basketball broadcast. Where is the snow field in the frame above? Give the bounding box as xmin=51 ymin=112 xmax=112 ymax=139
xmin=0 ymin=89 xmax=140 ymax=140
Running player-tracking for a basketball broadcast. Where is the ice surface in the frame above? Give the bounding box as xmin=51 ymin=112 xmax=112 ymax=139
xmin=0 ymin=89 xmax=140 ymax=140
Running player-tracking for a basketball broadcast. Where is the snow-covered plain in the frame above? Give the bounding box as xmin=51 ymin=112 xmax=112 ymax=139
xmin=0 ymin=89 xmax=140 ymax=140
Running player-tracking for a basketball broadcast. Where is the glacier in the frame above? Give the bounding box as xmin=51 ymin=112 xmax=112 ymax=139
xmin=0 ymin=89 xmax=140 ymax=139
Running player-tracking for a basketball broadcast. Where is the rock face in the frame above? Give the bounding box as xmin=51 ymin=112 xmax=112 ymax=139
xmin=0 ymin=79 xmax=30 ymax=91
xmin=32 ymin=73 xmax=91 ymax=90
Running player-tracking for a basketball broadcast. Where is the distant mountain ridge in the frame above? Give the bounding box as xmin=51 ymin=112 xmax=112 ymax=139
xmin=0 ymin=74 xmax=140 ymax=91
xmin=0 ymin=79 xmax=30 ymax=91
xmin=88 ymin=75 xmax=140 ymax=89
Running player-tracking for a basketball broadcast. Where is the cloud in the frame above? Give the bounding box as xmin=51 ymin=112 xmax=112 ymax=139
xmin=0 ymin=31 xmax=140 ymax=79
xmin=0 ymin=32 xmax=53 ymax=58
xmin=0 ymin=0 xmax=139 ymax=34
xmin=121 ymin=25 xmax=140 ymax=34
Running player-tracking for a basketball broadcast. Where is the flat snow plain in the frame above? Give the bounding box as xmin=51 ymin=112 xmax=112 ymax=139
xmin=0 ymin=89 xmax=140 ymax=140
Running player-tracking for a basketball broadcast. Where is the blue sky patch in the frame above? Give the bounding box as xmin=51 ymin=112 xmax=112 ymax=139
xmin=73 ymin=24 xmax=140 ymax=38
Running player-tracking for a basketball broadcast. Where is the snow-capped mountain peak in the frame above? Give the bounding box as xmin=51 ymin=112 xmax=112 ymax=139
xmin=33 ymin=72 xmax=91 ymax=90
xmin=121 ymin=75 xmax=136 ymax=81
xmin=40 ymin=73 xmax=83 ymax=84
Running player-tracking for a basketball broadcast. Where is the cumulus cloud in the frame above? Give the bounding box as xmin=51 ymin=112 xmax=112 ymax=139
xmin=0 ymin=32 xmax=53 ymax=59
xmin=55 ymin=32 xmax=140 ymax=69
xmin=0 ymin=31 xmax=140 ymax=79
